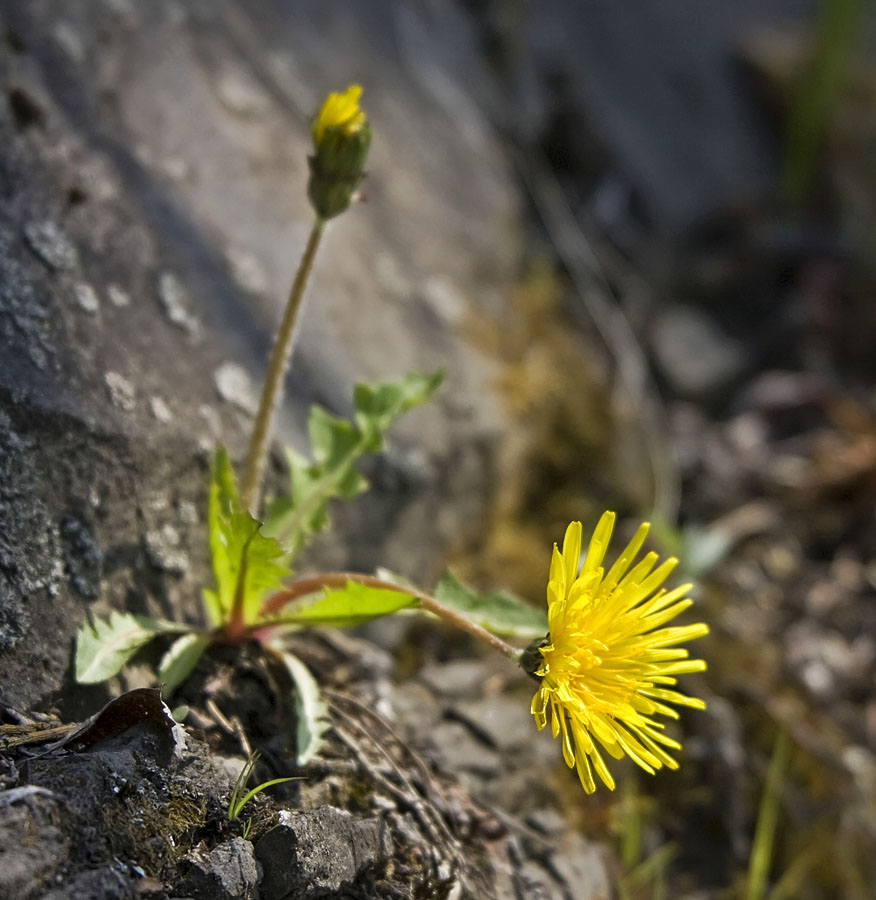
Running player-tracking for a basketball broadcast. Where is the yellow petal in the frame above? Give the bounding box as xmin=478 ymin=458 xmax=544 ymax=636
xmin=581 ymin=511 xmax=615 ymax=576
xmin=561 ymin=521 xmax=583 ymax=590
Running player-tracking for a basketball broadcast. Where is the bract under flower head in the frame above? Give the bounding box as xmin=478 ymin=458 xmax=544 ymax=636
xmin=312 ymin=84 xmax=366 ymax=147
xmin=530 ymin=512 xmax=708 ymax=794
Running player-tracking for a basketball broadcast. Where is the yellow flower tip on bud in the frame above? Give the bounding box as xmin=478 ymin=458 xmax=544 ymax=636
xmin=308 ymin=84 xmax=372 ymax=220
xmin=312 ymin=84 xmax=366 ymax=147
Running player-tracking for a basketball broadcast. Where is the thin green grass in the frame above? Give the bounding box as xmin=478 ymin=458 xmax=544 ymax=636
xmin=783 ymin=0 xmax=866 ymax=205
xmin=227 ymin=751 xmax=298 ymax=822
xmin=745 ymin=729 xmax=791 ymax=900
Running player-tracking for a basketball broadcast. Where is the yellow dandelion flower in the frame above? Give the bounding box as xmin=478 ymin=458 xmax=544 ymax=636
xmin=312 ymin=84 xmax=366 ymax=147
xmin=528 ymin=512 xmax=709 ymax=794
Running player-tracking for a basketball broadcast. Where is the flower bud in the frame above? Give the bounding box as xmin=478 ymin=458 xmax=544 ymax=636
xmin=308 ymin=85 xmax=372 ymax=220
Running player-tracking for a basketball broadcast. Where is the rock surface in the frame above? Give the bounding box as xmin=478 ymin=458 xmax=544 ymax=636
xmin=256 ymin=807 xmax=391 ymax=900
xmin=0 ymin=0 xmax=520 ymax=708
xmin=179 ymin=837 xmax=261 ymax=900
xmin=0 ymin=2 xmax=615 ymax=898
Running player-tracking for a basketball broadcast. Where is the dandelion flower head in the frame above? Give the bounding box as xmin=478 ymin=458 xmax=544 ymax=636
xmin=530 ymin=512 xmax=709 ymax=794
xmin=312 ymin=84 xmax=366 ymax=147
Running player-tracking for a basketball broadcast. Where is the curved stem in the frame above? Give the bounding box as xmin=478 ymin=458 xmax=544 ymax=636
xmin=240 ymin=217 xmax=326 ymax=515
xmin=260 ymin=571 xmax=521 ymax=661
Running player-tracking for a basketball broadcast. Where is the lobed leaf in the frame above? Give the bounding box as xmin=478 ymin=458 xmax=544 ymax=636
xmin=262 ymin=372 xmax=442 ymax=558
xmin=263 ymin=581 xmax=416 ymax=628
xmin=433 ymin=571 xmax=548 ymax=639
xmin=206 ymin=448 xmax=292 ymax=628
xmin=353 ymin=371 xmax=444 ymax=441
xmin=75 ymin=611 xmax=184 ymax=684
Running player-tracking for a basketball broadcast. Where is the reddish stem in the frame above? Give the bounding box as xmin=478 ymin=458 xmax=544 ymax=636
xmin=260 ymin=571 xmax=520 ymax=660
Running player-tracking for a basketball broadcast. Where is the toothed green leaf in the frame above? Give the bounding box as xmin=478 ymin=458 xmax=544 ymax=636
xmin=353 ymin=371 xmax=444 ymax=439
xmin=206 ymin=448 xmax=292 ymax=628
xmin=75 ymin=611 xmax=184 ymax=684
xmin=433 ymin=571 xmax=547 ymax=639
xmin=263 ymin=581 xmax=416 ymax=628
xmin=262 ymin=372 xmax=442 ymax=557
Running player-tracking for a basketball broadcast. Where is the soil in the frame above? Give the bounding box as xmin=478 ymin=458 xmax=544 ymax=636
xmin=1 ymin=636 xmax=611 ymax=900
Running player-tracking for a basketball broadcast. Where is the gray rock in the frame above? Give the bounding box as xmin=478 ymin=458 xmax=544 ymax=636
xmin=785 ymin=621 xmax=876 ymax=702
xmin=389 ymin=681 xmax=443 ymax=734
xmin=418 ymin=660 xmax=491 ymax=698
xmin=59 ymin=515 xmax=103 ymax=599
xmin=256 ymin=806 xmax=391 ymax=900
xmin=0 ymin=793 xmax=67 ymax=898
xmin=39 ymin=865 xmax=135 ymax=900
xmin=514 ymin=0 xmax=793 ymax=234
xmin=651 ymin=304 xmax=747 ymax=398
xmin=516 ymin=862 xmax=560 ymax=900
xmin=525 ymin=808 xmax=567 ymax=837
xmin=178 ymin=837 xmax=261 ymax=900
xmin=0 ymin=226 xmax=53 ymax=371
xmin=550 ymin=834 xmax=611 ymax=900
xmin=454 ymin=695 xmax=535 ymax=751
xmin=0 ymin=413 xmax=60 ymax=654
xmin=428 ymin=721 xmax=502 ymax=778
xmin=0 ymin=0 xmax=524 ymax=709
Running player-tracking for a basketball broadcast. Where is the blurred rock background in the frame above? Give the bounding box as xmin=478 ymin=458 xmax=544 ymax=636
xmin=1 ymin=0 xmax=875 ymax=897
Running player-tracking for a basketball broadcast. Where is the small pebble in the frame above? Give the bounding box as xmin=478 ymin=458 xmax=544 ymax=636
xmin=226 ymin=246 xmax=268 ymax=294
xmin=421 ymin=275 xmax=466 ymax=325
xmin=107 ymin=284 xmax=131 ymax=307
xmin=149 ymin=395 xmax=173 ymax=423
xmin=104 ymin=371 xmax=136 ymax=412
xmin=177 ymin=500 xmax=199 ymax=525
xmin=215 ymin=69 xmax=270 ymax=117
xmin=73 ymin=282 xmax=100 ymax=314
xmin=161 ymin=157 xmax=190 ymax=181
xmin=24 ymin=220 xmax=78 ymax=271
xmin=157 ymin=271 xmax=198 ymax=334
xmin=199 ymin=403 xmax=223 ymax=440
xmin=214 ymin=361 xmax=257 ymax=415
xmin=145 ymin=524 xmax=188 ymax=575
xmin=53 ymin=21 xmax=86 ymax=63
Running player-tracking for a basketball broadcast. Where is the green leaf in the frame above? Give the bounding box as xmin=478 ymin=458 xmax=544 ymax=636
xmin=433 ymin=571 xmax=548 ymax=639
xmin=353 ymin=371 xmax=444 ymax=439
xmin=276 ymin=649 xmax=330 ymax=765
xmin=158 ymin=632 xmax=211 ymax=695
xmin=75 ymin=611 xmax=184 ymax=684
xmin=206 ymin=448 xmax=292 ymax=628
xmin=262 ymin=372 xmax=442 ymax=557
xmin=264 ymin=581 xmax=416 ymax=628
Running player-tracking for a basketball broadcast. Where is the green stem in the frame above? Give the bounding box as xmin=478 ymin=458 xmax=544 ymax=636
xmin=260 ymin=572 xmax=521 ymax=661
xmin=240 ymin=217 xmax=326 ymax=515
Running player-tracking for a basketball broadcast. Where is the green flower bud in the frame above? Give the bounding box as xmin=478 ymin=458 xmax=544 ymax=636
xmin=308 ymin=85 xmax=372 ymax=220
